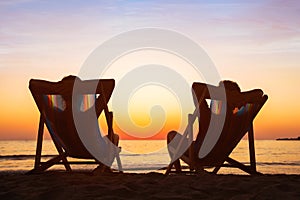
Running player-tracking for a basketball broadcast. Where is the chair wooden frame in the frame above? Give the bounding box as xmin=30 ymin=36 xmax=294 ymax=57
xmin=27 ymin=77 xmax=122 ymax=174
xmin=166 ymin=82 xmax=268 ymax=175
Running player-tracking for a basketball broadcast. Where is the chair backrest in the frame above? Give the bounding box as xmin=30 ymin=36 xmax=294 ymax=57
xmin=192 ymin=82 xmax=268 ymax=166
xmin=29 ymin=76 xmax=115 ymax=158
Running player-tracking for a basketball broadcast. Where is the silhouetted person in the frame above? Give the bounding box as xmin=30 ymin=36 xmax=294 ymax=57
xmin=62 ymin=75 xmax=120 ymax=173
xmin=167 ymin=80 xmax=263 ymax=172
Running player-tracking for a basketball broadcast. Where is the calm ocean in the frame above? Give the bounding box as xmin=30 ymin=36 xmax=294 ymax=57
xmin=0 ymin=140 xmax=299 ymax=174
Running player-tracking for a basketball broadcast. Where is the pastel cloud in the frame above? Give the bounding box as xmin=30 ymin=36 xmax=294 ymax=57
xmin=0 ymin=0 xmax=300 ymax=139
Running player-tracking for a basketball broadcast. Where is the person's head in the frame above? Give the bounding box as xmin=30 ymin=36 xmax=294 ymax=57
xmin=61 ymin=75 xmax=81 ymax=102
xmin=219 ymin=80 xmax=241 ymax=92
xmin=62 ymin=75 xmax=80 ymax=82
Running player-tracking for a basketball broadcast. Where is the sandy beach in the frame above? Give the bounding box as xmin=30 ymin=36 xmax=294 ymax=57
xmin=1 ymin=171 xmax=300 ymax=200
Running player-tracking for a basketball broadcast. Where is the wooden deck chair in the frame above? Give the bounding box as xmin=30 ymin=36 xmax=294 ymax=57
xmin=166 ymin=82 xmax=268 ymax=175
xmin=27 ymin=75 xmax=122 ymax=174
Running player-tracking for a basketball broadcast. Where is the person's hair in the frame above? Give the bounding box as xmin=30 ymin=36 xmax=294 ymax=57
xmin=62 ymin=75 xmax=80 ymax=82
xmin=60 ymin=75 xmax=81 ymax=101
xmin=219 ymin=80 xmax=241 ymax=92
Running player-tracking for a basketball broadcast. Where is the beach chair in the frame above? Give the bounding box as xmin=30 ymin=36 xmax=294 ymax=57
xmin=166 ymin=82 xmax=268 ymax=175
xmin=27 ymin=76 xmax=122 ymax=174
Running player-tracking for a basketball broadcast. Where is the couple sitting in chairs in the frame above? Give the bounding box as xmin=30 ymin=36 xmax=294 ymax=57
xmin=28 ymin=76 xmax=267 ymax=175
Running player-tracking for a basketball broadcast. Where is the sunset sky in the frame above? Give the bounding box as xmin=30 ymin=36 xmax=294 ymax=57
xmin=0 ymin=0 xmax=300 ymax=140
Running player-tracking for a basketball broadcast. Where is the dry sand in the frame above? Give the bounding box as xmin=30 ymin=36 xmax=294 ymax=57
xmin=1 ymin=171 xmax=300 ymax=200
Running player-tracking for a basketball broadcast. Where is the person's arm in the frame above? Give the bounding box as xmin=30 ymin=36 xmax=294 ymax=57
xmin=89 ymin=79 xmax=114 ymax=118
xmin=241 ymin=89 xmax=263 ymax=103
xmin=192 ymin=82 xmax=208 ymax=106
xmin=94 ymin=96 xmax=107 ymax=117
xmin=227 ymin=89 xmax=263 ymax=108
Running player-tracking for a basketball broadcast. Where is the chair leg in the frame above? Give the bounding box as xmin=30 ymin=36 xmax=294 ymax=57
xmin=49 ymin=132 xmax=71 ymax=172
xmin=213 ymin=166 xmax=221 ymax=174
xmin=165 ymin=162 xmax=175 ymax=174
xmin=53 ymin=143 xmax=71 ymax=172
xmin=27 ymin=155 xmax=64 ymax=174
xmin=248 ymin=123 xmax=257 ymax=173
xmin=30 ymin=114 xmax=71 ymax=173
xmin=165 ymin=159 xmax=181 ymax=175
xmin=174 ymin=159 xmax=182 ymax=172
xmin=115 ymin=147 xmax=123 ymax=172
xmin=165 ymin=163 xmax=174 ymax=175
xmin=60 ymin=151 xmax=71 ymax=172
xmin=226 ymin=157 xmax=260 ymax=175
xmin=34 ymin=115 xmax=44 ymax=170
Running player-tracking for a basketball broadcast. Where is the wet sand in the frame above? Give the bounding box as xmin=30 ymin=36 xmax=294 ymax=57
xmin=1 ymin=171 xmax=300 ymax=199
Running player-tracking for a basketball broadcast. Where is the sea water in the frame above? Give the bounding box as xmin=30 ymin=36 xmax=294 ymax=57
xmin=0 ymin=140 xmax=299 ymax=174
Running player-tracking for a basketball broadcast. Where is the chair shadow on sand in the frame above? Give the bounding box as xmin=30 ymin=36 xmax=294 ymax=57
xmin=166 ymin=80 xmax=268 ymax=175
xmin=27 ymin=75 xmax=122 ymax=174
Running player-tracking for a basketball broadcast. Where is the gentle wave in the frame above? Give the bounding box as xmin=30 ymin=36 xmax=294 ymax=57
xmin=122 ymin=166 xmax=167 ymax=171
xmin=1 ymin=154 xmax=300 ymax=167
xmin=121 ymin=153 xmax=166 ymax=157
xmin=0 ymin=153 xmax=164 ymax=160
xmin=0 ymin=155 xmax=56 ymax=160
xmin=258 ymin=162 xmax=300 ymax=166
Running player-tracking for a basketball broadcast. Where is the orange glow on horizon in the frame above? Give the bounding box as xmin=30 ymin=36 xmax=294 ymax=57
xmin=98 ymin=110 xmax=182 ymax=140
xmin=1 ymin=0 xmax=300 ymax=142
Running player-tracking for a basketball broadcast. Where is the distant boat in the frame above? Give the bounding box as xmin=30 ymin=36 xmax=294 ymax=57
xmin=276 ymin=136 xmax=300 ymax=141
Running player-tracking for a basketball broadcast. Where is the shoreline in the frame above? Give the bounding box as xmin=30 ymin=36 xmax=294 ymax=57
xmin=1 ymin=171 xmax=300 ymax=199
